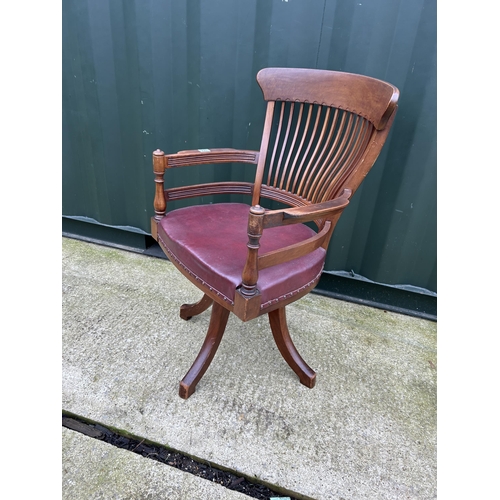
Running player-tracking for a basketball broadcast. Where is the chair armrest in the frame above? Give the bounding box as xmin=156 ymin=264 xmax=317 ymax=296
xmin=240 ymin=190 xmax=352 ymax=293
xmin=262 ymin=189 xmax=352 ymax=229
xmin=166 ymin=148 xmax=259 ymax=168
xmin=151 ymin=148 xmax=259 ymax=224
xmin=258 ymin=221 xmax=332 ymax=270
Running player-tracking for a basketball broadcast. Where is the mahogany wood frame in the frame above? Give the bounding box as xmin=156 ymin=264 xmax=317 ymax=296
xmin=150 ymin=68 xmax=399 ymax=398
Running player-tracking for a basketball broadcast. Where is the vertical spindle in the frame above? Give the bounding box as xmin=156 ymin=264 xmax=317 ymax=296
xmin=152 ymin=149 xmax=166 ymax=221
xmin=239 ymin=205 xmax=266 ymax=297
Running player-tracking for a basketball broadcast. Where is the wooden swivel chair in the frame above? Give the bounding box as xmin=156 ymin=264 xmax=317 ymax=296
xmin=150 ymin=68 xmax=399 ymax=399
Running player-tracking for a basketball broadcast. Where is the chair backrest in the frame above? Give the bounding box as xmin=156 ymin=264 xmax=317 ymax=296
xmin=252 ymin=68 xmax=399 ymax=212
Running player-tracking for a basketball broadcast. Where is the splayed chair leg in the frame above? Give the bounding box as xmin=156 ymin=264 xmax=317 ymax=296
xmin=179 ymin=301 xmax=230 ymax=399
xmin=180 ymin=294 xmax=213 ymax=320
xmin=268 ymin=306 xmax=316 ymax=388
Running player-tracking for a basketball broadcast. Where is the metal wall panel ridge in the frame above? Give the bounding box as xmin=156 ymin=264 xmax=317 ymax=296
xmin=62 ymin=0 xmax=437 ymax=293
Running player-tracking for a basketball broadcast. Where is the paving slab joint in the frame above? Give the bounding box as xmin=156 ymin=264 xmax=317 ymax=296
xmin=62 ymin=411 xmax=315 ymax=500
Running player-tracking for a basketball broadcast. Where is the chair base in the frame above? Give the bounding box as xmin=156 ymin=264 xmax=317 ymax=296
xmin=178 ymin=295 xmax=316 ymax=399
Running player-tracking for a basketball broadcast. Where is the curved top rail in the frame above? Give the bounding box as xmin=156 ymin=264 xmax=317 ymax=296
xmin=257 ymin=67 xmax=399 ymax=130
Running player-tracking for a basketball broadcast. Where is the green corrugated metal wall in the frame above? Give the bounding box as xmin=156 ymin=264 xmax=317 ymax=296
xmin=62 ymin=0 xmax=436 ymax=294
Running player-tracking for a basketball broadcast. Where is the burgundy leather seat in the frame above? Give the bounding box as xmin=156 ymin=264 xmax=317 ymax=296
xmin=157 ymin=203 xmax=326 ymax=311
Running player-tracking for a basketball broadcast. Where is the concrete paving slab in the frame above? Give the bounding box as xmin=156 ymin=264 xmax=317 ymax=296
xmin=62 ymin=427 xmax=249 ymax=500
xmin=62 ymin=237 xmax=437 ymax=500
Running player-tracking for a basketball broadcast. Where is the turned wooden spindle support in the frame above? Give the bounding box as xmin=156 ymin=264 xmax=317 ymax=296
xmin=239 ymin=205 xmax=266 ymax=298
xmin=153 ymin=149 xmax=167 ymax=221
